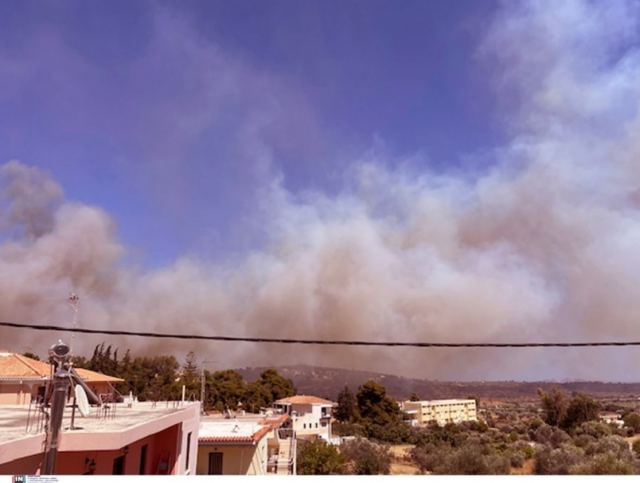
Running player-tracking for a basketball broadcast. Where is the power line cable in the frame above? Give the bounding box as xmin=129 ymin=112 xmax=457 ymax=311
xmin=1 ymin=320 xmax=639 ymax=348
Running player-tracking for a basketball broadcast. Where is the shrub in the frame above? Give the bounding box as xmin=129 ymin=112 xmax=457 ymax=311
xmin=584 ymin=436 xmax=630 ymax=458
xmin=512 ymin=441 xmax=535 ymax=460
xmin=333 ymin=421 xmax=366 ymax=438
xmin=410 ymin=444 xmax=447 ymax=474
xmin=569 ymin=452 xmax=636 ymax=475
xmin=573 ymin=434 xmax=596 ymax=448
xmin=364 ymin=421 xmax=411 ymax=443
xmin=573 ymin=421 xmax=612 ymax=439
xmin=632 ymin=439 xmax=640 ymax=457
xmin=340 ymin=438 xmax=392 ymax=475
xmin=532 ymin=424 xmax=571 ymax=447
xmin=297 ymin=440 xmax=345 ymax=475
xmin=438 ymin=444 xmax=510 ymax=475
xmin=508 ymin=450 xmax=525 ymax=468
xmin=534 ymin=444 xmax=584 ymax=475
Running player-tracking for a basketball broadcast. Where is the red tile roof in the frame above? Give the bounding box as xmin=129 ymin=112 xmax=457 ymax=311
xmin=0 ymin=352 xmax=123 ymax=383
xmin=262 ymin=414 xmax=290 ymax=429
xmin=199 ymin=425 xmax=271 ymax=445
xmin=275 ymin=395 xmax=334 ymax=405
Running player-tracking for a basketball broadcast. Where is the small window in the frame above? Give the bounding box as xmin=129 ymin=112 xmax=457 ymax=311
xmin=113 ymin=455 xmax=125 ymax=475
xmin=303 ymin=423 xmax=306 ymax=429
xmin=139 ymin=445 xmax=148 ymax=475
xmin=315 ymin=423 xmax=318 ymax=428
xmin=185 ymin=432 xmax=192 ymax=471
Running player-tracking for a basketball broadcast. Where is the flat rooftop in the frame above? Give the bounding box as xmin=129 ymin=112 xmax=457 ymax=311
xmin=0 ymin=401 xmax=198 ymax=445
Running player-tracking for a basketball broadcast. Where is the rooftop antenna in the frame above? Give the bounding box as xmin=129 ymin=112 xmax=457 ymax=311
xmin=68 ymin=293 xmax=79 ymax=351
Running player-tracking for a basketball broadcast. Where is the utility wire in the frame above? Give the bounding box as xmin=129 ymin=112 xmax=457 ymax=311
xmin=1 ymin=320 xmax=639 ymax=348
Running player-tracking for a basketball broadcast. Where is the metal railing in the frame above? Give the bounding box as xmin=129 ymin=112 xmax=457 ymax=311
xmin=25 ymin=395 xmax=47 ymax=434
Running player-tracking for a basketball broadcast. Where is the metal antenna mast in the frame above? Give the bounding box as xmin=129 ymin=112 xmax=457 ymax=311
xmin=68 ymin=293 xmax=79 ymax=350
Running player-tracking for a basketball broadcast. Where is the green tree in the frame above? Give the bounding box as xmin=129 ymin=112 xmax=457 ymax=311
xmin=538 ymin=388 xmax=568 ymax=427
xmin=624 ymin=413 xmax=640 ymax=434
xmin=206 ymin=369 xmax=246 ymax=411
xmin=297 ymin=440 xmax=345 ymax=475
xmin=243 ymin=381 xmax=273 ymax=413
xmin=70 ymin=355 xmax=89 ymax=368
xmin=356 ymin=380 xmax=401 ymax=425
xmin=335 ymin=386 xmax=357 ymax=422
xmin=257 ymin=368 xmax=295 ymax=401
xmin=561 ymin=393 xmax=599 ymax=431
xmin=22 ymin=352 xmax=40 ymax=361
xmin=409 ymin=392 xmax=421 ymax=402
xmin=181 ymin=351 xmax=200 ymax=400
xmin=242 ymin=369 xmax=294 ymax=412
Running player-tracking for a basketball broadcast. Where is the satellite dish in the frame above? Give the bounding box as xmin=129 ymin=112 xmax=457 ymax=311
xmin=75 ymin=385 xmax=91 ymax=417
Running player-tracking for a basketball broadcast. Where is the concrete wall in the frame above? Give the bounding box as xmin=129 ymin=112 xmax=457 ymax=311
xmin=0 ymin=382 xmax=38 ymax=405
xmin=0 ymin=424 xmax=181 ymax=475
xmin=0 ymin=403 xmax=200 ymax=475
xmin=196 ymin=438 xmax=267 ymax=475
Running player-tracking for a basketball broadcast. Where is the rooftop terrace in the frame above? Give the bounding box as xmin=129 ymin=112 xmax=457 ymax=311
xmin=0 ymin=401 xmax=198 ymax=445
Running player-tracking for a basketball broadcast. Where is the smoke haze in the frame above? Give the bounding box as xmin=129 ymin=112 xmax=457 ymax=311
xmin=1 ymin=0 xmax=640 ymax=381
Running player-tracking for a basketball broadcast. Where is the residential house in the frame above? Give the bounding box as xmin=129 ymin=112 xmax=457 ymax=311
xmin=0 ymin=352 xmax=123 ymax=405
xmin=600 ymin=412 xmax=624 ymax=428
xmin=273 ymin=395 xmax=334 ymax=442
xmin=197 ymin=414 xmax=293 ymax=475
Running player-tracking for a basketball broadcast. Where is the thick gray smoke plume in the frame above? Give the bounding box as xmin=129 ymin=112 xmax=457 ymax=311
xmin=1 ymin=0 xmax=640 ymax=380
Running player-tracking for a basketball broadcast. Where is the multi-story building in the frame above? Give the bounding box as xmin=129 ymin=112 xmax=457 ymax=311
xmin=402 ymin=399 xmax=477 ymax=426
xmin=0 ymin=401 xmax=200 ymax=475
xmin=273 ymin=395 xmax=334 ymax=442
xmin=197 ymin=414 xmax=294 ymax=475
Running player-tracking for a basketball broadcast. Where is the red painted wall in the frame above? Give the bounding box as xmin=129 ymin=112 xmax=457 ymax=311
xmin=0 ymin=424 xmax=181 ymax=475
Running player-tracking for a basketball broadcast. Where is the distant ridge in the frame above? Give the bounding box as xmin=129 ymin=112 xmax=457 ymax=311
xmin=236 ymin=365 xmax=640 ymax=401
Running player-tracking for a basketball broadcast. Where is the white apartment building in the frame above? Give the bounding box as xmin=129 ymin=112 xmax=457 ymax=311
xmin=402 ymin=399 xmax=477 ymax=426
xmin=273 ymin=395 xmax=334 ymax=442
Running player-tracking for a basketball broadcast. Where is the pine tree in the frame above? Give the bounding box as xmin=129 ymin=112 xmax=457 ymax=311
xmin=335 ymin=386 xmax=357 ymax=422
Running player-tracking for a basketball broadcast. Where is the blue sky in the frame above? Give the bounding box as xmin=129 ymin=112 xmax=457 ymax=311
xmin=0 ymin=0 xmax=503 ymax=267
xmin=3 ymin=1 xmax=640 ymax=380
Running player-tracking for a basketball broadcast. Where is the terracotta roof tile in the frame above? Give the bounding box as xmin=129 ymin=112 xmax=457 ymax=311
xmin=199 ymin=424 xmax=271 ymax=445
xmin=0 ymin=353 xmax=123 ymax=383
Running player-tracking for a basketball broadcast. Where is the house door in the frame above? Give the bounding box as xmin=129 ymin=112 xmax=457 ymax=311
xmin=208 ymin=452 xmax=223 ymax=475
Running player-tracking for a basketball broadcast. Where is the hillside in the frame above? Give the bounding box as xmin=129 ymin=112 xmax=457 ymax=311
xmin=236 ymin=365 xmax=640 ymax=401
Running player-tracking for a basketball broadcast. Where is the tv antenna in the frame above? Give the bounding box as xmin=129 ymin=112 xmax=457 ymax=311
xmin=68 ymin=293 xmax=79 ymax=350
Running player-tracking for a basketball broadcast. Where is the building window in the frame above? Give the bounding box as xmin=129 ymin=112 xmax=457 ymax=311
xmin=315 ymin=423 xmax=318 ymax=428
xmin=185 ymin=432 xmax=192 ymax=471
xmin=139 ymin=445 xmax=148 ymax=475
xmin=208 ymin=452 xmax=223 ymax=475
xmin=303 ymin=423 xmax=306 ymax=429
xmin=113 ymin=455 xmax=126 ymax=475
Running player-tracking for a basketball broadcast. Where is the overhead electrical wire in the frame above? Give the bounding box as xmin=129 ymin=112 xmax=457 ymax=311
xmin=0 ymin=320 xmax=638 ymax=348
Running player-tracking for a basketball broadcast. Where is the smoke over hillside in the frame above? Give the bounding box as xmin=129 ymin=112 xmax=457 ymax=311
xmin=1 ymin=1 xmax=640 ymax=381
